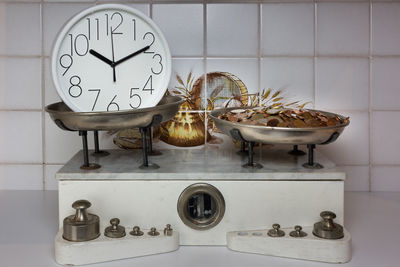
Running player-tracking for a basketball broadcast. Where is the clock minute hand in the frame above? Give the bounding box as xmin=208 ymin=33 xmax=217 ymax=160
xmin=114 ymin=46 xmax=150 ymax=67
xmin=89 ymin=49 xmax=114 ymax=66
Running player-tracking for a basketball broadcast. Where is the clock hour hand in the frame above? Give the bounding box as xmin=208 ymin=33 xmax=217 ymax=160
xmin=114 ymin=46 xmax=150 ymax=67
xmin=89 ymin=49 xmax=114 ymax=66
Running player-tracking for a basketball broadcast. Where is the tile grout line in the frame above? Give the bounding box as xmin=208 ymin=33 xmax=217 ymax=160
xmin=313 ymin=0 xmax=317 ymax=109
xmin=41 ymin=0 xmax=46 ymax=191
xmin=258 ymin=2 xmax=262 ymax=107
xmin=368 ymin=0 xmax=373 ymax=192
xmin=203 ymin=1 xmax=208 ymax=145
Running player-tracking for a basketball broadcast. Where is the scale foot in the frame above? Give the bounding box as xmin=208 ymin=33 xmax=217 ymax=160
xmin=302 ymin=163 xmax=323 ymax=169
xmin=139 ymin=163 xmax=160 ymax=170
xmin=91 ymin=151 xmax=110 ymax=157
xmin=148 ymin=150 xmax=162 ymax=156
xmin=80 ymin=163 xmax=101 ymax=170
xmin=242 ymin=162 xmax=263 ymax=169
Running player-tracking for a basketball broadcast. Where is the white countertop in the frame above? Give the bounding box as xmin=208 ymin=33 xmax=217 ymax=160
xmin=0 ymin=191 xmax=399 ymax=267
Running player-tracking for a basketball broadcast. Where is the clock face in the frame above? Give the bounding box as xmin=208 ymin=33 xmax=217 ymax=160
xmin=52 ymin=4 xmax=171 ymax=112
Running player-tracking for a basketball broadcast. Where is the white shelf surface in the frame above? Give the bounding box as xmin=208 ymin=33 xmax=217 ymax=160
xmin=57 ymin=147 xmax=344 ymax=180
xmin=0 ymin=191 xmax=399 ymax=266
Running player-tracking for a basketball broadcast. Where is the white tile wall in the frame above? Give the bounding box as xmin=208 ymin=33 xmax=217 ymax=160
xmin=316 ymin=57 xmax=369 ymax=110
xmin=0 ymin=0 xmax=399 ymax=191
xmin=153 ymin=4 xmax=203 ymax=57
xmin=371 ymin=58 xmax=400 ymax=110
xmin=0 ymin=57 xmax=42 ymax=109
xmin=317 ymin=2 xmax=369 ymax=56
xmin=261 ymin=57 xmax=314 ymax=104
xmin=372 ymin=2 xmax=400 ymax=55
xmin=339 ymin=165 xmax=369 ymax=192
xmin=371 ymin=166 xmax=400 ymax=192
xmin=207 ymin=4 xmax=258 ymax=57
xmin=0 ymin=111 xmax=42 ymax=163
xmin=372 ymin=111 xmax=400 ymax=165
xmin=0 ymin=3 xmax=41 ymax=56
xmin=261 ymin=3 xmax=314 ymax=56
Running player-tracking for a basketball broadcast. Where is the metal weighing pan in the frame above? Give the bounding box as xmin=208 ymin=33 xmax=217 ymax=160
xmin=210 ymin=107 xmax=349 ymax=145
xmin=46 ymin=96 xmax=184 ymax=131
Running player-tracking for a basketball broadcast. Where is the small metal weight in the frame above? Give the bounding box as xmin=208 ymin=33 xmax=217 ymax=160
xmin=164 ymin=224 xmax=173 ymax=236
xmin=130 ymin=226 xmax=144 ymax=236
xmin=63 ymin=200 xmax=100 ymax=242
xmin=289 ymin=225 xmax=307 ymax=238
xmin=267 ymin=223 xmax=285 ymax=237
xmin=104 ymin=218 xmax=126 ymax=238
xmin=148 ymin=227 xmax=160 ymax=236
xmin=313 ymin=211 xmax=344 ymax=239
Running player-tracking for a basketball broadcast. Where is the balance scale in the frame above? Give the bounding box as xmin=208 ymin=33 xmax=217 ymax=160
xmin=54 ymin=145 xmax=351 ymax=265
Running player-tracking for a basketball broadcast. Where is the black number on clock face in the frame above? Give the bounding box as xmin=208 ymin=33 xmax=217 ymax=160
xmin=59 ymin=54 xmax=73 ymax=76
xmin=69 ymin=76 xmax=82 ymax=98
xmin=129 ymin=88 xmax=141 ymax=109
xmin=86 ymin=18 xmax=91 ymax=40
xmin=106 ymin=12 xmax=123 ymax=35
xmin=107 ymin=95 xmax=120 ymax=111
xmin=132 ymin=19 xmax=136 ymax=41
xmin=143 ymin=32 xmax=155 ymax=54
xmin=68 ymin=34 xmax=89 ymax=56
xmin=143 ymin=75 xmax=154 ymax=94
xmin=151 ymin=54 xmax=163 ymax=75
xmin=88 ymin=89 xmax=101 ymax=111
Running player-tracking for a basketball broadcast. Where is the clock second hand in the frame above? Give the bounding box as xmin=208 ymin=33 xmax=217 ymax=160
xmin=110 ymin=28 xmax=116 ymax=82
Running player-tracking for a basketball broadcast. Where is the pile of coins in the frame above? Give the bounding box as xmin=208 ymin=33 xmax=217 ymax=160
xmin=218 ymin=107 xmax=349 ymax=128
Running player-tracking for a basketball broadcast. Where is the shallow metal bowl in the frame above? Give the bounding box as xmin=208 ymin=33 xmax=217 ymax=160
xmin=46 ymin=96 xmax=184 ymax=131
xmin=210 ymin=107 xmax=350 ymax=145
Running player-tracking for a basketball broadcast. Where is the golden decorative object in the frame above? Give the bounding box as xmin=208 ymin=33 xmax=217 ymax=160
xmin=160 ymin=111 xmax=210 ymax=147
xmin=161 ymin=72 xmax=249 ymax=147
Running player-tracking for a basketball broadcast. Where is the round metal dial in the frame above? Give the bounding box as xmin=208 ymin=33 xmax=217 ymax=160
xmin=52 ymin=4 xmax=171 ymax=112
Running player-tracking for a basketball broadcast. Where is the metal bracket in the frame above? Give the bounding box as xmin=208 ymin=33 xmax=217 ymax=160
xmin=55 ymin=119 xmax=75 ymax=132
xmin=229 ymin=129 xmax=262 ymax=169
xmin=91 ymin=130 xmax=110 ymax=157
xmin=320 ymin=132 xmax=340 ymax=145
xmin=302 ymin=144 xmax=323 ymax=169
xmin=79 ymin=130 xmax=101 ymax=170
xmin=138 ymin=114 xmax=163 ymax=169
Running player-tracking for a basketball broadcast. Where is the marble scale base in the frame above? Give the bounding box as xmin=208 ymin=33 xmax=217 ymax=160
xmin=227 ymin=226 xmax=352 ymax=263
xmin=55 ymin=227 xmax=179 ymax=265
xmin=56 ymin=146 xmax=346 ymax=246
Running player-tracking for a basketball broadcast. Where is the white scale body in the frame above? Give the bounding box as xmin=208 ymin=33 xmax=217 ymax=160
xmin=55 ymin=146 xmax=350 ymax=264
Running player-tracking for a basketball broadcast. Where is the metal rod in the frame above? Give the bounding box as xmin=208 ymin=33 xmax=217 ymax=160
xmin=79 ymin=130 xmax=89 ymax=167
xmin=94 ymin=131 xmax=100 ymax=153
xmin=140 ymin=128 xmax=148 ymax=167
xmin=307 ymin=144 xmax=315 ymax=166
xmin=248 ymin=141 xmax=254 ymax=166
xmin=147 ymin=127 xmax=153 ymax=153
xmin=241 ymin=141 xmax=246 ymax=152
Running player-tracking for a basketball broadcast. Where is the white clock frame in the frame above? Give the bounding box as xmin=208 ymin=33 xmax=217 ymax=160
xmin=51 ymin=4 xmax=172 ymax=112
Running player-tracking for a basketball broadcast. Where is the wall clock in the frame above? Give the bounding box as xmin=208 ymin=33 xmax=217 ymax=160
xmin=51 ymin=4 xmax=171 ymax=112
